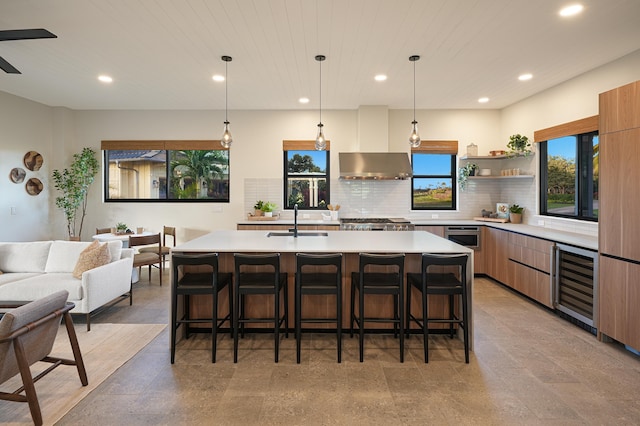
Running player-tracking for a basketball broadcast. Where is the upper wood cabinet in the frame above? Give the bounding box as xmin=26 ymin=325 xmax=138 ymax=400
xmin=599 ymin=80 xmax=640 ymax=134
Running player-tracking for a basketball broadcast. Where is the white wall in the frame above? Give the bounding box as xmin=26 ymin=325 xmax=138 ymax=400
xmin=2 ymin=49 xmax=640 ymax=242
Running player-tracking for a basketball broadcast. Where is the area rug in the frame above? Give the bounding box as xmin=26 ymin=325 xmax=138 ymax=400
xmin=0 ymin=322 xmax=166 ymax=426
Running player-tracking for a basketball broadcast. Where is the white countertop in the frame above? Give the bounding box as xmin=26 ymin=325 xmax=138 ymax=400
xmin=237 ymin=218 xmax=598 ymax=251
xmin=172 ymin=229 xmax=473 ymax=255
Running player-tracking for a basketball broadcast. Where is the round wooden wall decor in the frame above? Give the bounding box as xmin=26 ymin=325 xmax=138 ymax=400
xmin=23 ymin=151 xmax=44 ymax=171
xmin=10 ymin=167 xmax=26 ymax=183
xmin=25 ymin=178 xmax=43 ymax=196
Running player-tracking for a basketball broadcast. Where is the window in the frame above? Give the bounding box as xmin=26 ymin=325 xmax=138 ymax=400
xmin=411 ymin=141 xmax=458 ymax=210
xmin=536 ymin=116 xmax=598 ymax=221
xmin=101 ymin=140 xmax=229 ymax=202
xmin=283 ymin=140 xmax=330 ymax=209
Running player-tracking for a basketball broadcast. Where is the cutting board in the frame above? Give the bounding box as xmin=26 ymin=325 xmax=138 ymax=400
xmin=473 ymin=217 xmax=509 ymax=223
xmin=247 ymin=214 xmax=280 ymax=221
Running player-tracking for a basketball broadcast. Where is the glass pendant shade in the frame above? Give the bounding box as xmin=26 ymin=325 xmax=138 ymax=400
xmin=221 ymin=120 xmax=232 ymax=148
xmin=315 ymin=123 xmax=326 ymax=150
xmin=220 ymin=55 xmax=233 ymax=148
xmin=409 ymin=120 xmax=421 ymax=148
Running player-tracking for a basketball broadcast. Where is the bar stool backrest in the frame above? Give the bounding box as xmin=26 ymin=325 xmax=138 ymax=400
xmin=296 ymin=253 xmax=342 ymax=286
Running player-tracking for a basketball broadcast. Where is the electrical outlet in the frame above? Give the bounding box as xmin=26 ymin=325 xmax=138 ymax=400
xmin=302 ymin=214 xmax=310 ymax=219
xmin=431 ymin=214 xmax=439 ymax=219
xmin=10 ymin=206 xmax=16 ymax=215
xmin=211 ymin=205 xmax=223 ymax=213
xmin=537 ymin=219 xmax=545 ymax=226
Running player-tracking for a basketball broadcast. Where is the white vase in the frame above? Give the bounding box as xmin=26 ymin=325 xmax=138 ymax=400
xmin=264 ymin=212 xmax=273 ymax=217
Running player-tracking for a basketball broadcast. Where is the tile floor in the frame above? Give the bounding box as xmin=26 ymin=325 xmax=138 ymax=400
xmin=58 ymin=272 xmax=640 ymax=425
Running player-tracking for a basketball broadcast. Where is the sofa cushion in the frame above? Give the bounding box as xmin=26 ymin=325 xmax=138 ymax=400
xmin=0 ymin=241 xmax=52 ymax=273
xmin=106 ymin=240 xmax=123 ymax=263
xmin=0 ymin=272 xmax=42 ymax=286
xmin=72 ymin=241 xmax=111 ymax=279
xmin=0 ymin=273 xmax=83 ymax=301
xmin=44 ymin=240 xmax=123 ymax=273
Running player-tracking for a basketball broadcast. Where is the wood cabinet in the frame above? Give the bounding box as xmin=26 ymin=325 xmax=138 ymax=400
xmin=598 ymin=80 xmax=640 ymax=349
xmin=507 ymin=233 xmax=554 ymax=308
xmin=484 ymin=227 xmax=510 ymax=284
xmin=599 ymin=256 xmax=640 ymax=350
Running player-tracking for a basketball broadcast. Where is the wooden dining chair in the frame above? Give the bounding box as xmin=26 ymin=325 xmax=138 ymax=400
xmin=95 ymin=227 xmax=111 ymax=235
xmin=129 ymin=233 xmax=163 ymax=286
xmin=139 ymin=226 xmax=175 ymax=272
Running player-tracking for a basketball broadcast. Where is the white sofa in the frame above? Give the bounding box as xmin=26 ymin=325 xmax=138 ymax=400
xmin=0 ymin=240 xmax=134 ymax=330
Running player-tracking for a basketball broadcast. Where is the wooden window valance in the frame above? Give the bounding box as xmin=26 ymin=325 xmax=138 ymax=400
xmin=533 ymin=115 xmax=598 ymax=143
xmin=411 ymin=140 xmax=458 ymax=154
xmin=282 ymin=140 xmax=331 ymax=151
xmin=101 ymin=140 xmax=229 ymax=151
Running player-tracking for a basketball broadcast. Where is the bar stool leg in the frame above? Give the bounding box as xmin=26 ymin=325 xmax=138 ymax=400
xmin=359 ymin=285 xmax=365 ymax=363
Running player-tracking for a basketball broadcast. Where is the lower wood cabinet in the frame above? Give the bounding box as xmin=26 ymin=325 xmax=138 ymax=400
xmin=599 ymin=255 xmax=640 ymax=350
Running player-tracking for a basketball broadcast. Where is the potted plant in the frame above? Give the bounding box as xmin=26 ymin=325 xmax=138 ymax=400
xmin=52 ymin=147 xmax=99 ymax=240
xmin=458 ymin=163 xmax=479 ymax=190
xmin=507 ymin=134 xmax=532 ymax=157
xmin=253 ymin=200 xmax=264 ymax=216
xmin=261 ymin=201 xmax=277 ymax=217
xmin=509 ymin=204 xmax=524 ymax=223
xmin=115 ymin=222 xmax=129 ymax=234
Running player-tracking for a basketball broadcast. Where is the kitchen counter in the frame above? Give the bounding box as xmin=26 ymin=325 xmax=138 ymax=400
xmin=236 ymin=218 xmax=598 ymax=251
xmin=172 ymin=230 xmax=474 ymax=348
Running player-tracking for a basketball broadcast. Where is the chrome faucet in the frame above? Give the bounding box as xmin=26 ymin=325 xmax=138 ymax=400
xmin=292 ymin=204 xmax=299 ymax=237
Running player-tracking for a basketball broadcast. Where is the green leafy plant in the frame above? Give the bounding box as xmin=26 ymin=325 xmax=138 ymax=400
xmin=509 ymin=204 xmax=524 ymax=214
xmin=458 ymin=163 xmax=478 ymax=190
xmin=253 ymin=200 xmax=264 ymax=210
xmin=116 ymin=222 xmax=128 ymax=232
xmin=52 ymin=147 xmax=99 ymax=239
xmin=507 ymin=134 xmax=532 ymax=157
xmin=261 ymin=201 xmax=277 ymax=213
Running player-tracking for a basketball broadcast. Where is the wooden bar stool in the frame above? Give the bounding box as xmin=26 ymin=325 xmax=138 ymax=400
xmin=170 ymin=253 xmax=232 ymax=363
xmin=350 ymin=253 xmax=405 ymax=362
xmin=233 ymin=253 xmax=288 ymax=363
xmin=406 ymin=253 xmax=470 ymax=363
xmin=295 ymin=253 xmax=343 ymax=363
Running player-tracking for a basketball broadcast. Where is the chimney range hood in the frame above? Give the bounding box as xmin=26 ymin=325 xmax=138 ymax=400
xmin=339 ymin=152 xmax=413 ymax=180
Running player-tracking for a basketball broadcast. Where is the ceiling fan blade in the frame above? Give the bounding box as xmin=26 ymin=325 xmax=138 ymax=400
xmin=0 ymin=56 xmax=21 ymax=74
xmin=0 ymin=28 xmax=57 ymax=41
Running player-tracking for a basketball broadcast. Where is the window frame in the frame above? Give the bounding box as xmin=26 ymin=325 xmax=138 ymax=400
xmin=534 ymin=116 xmax=599 ymax=222
xmin=410 ymin=140 xmax=458 ymax=211
xmin=282 ymin=140 xmax=331 ymax=210
xmin=101 ymin=140 xmax=230 ymax=203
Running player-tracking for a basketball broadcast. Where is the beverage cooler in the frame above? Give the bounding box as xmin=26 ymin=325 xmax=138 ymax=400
xmin=553 ymin=243 xmax=598 ymax=331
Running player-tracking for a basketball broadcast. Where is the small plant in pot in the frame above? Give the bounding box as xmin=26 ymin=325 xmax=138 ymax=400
xmin=253 ymin=200 xmax=264 ymax=216
xmin=458 ymin=163 xmax=479 ymax=190
xmin=261 ymin=201 xmax=277 ymax=217
xmin=507 ymin=134 xmax=532 ymax=157
xmin=509 ymin=204 xmax=524 ymax=224
xmin=115 ymin=222 xmax=129 ymax=234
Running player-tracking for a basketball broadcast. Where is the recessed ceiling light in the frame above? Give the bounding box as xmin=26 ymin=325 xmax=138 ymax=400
xmin=374 ymin=74 xmax=387 ymax=82
xmin=299 ymin=97 xmax=310 ymax=104
xmin=518 ymin=73 xmax=533 ymax=81
xmin=98 ymin=75 xmax=113 ymax=83
xmin=478 ymin=97 xmax=489 ymax=103
xmin=212 ymin=74 xmax=225 ymax=82
xmin=559 ymin=4 xmax=584 ymax=17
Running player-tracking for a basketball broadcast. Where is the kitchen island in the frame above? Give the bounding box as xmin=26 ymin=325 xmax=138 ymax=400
xmin=171 ymin=230 xmax=474 ymax=349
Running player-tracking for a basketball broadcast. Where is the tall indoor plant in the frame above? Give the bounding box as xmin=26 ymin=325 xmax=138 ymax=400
xmin=52 ymin=147 xmax=99 ymax=240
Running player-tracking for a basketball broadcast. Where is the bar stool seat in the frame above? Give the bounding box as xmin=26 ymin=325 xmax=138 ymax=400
xmin=350 ymin=253 xmax=405 ymax=362
xmin=295 ymin=253 xmax=343 ymax=363
xmin=406 ymin=253 xmax=470 ymax=363
xmin=233 ymin=253 xmax=288 ymax=363
xmin=170 ymin=253 xmax=232 ymax=363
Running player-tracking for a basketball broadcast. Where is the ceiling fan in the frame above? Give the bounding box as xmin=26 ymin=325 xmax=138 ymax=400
xmin=0 ymin=28 xmax=57 ymax=74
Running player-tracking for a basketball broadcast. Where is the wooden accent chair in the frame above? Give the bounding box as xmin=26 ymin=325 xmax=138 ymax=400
xmin=129 ymin=233 xmax=163 ymax=286
xmin=95 ymin=227 xmax=112 ymax=235
xmin=139 ymin=226 xmax=175 ymax=272
xmin=0 ymin=290 xmax=88 ymax=426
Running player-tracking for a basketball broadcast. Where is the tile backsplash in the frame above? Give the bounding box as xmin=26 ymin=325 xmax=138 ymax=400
xmin=244 ymin=177 xmax=597 ymax=236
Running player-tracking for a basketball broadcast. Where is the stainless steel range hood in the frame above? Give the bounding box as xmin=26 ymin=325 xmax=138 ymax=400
xmin=339 ymin=152 xmax=413 ymax=180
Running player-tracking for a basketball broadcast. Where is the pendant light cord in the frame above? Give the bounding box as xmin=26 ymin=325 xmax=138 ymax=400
xmin=413 ymin=59 xmax=416 ymax=123
xmin=319 ymin=58 xmax=322 ymax=125
xmin=225 ymin=59 xmax=228 ymax=122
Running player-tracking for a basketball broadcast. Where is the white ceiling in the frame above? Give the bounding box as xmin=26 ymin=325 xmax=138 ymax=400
xmin=1 ymin=0 xmax=639 ymax=111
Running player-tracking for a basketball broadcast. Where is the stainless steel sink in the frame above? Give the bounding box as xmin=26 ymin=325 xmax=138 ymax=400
xmin=266 ymin=231 xmax=329 ymax=237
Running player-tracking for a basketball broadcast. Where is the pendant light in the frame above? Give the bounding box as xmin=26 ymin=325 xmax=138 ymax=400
xmin=220 ymin=55 xmax=233 ymax=148
xmin=409 ymin=55 xmax=421 ymax=148
xmin=315 ymin=54 xmax=327 ymax=151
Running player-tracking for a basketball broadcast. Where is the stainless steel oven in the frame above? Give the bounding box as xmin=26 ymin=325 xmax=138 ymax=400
xmin=444 ymin=226 xmax=481 ymax=250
